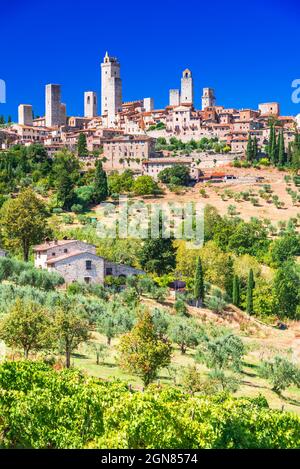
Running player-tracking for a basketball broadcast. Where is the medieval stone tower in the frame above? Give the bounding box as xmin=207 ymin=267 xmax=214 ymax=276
xmin=45 ymin=84 xmax=61 ymax=127
xmin=180 ymin=69 xmax=193 ymax=105
xmin=84 ymin=91 xmax=98 ymax=118
xmin=18 ymin=104 xmax=33 ymax=126
xmin=101 ymin=52 xmax=122 ymax=126
xmin=202 ymin=87 xmax=216 ymax=110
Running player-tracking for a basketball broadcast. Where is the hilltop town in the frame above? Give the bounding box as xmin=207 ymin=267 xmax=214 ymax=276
xmin=1 ymin=51 xmax=299 ymax=179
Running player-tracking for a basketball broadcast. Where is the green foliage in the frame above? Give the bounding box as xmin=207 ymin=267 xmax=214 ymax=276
xmin=0 ymin=188 xmax=50 ymax=260
xmin=0 ymin=257 xmax=64 ymax=290
xmin=1 ymin=361 xmax=300 ymax=448
xmin=0 ymin=298 xmax=53 ymax=357
xmin=168 ymin=317 xmax=200 ymax=354
xmin=246 ymin=269 xmax=255 ymax=314
xmin=259 ymin=356 xmax=300 ymax=394
xmin=93 ymin=160 xmax=108 ymax=203
xmin=132 ymin=175 xmax=160 ymax=196
xmin=194 ymin=256 xmax=204 ymax=306
xmin=118 ymin=309 xmax=172 ymax=386
xmin=273 ymin=261 xmax=300 ymax=319
xmin=77 ymin=133 xmax=88 ymax=157
xmin=158 ymin=165 xmax=191 ymax=186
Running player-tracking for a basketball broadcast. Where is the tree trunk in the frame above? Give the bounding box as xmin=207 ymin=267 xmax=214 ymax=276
xmin=107 ymin=336 xmax=111 ymax=346
xmin=181 ymin=344 xmax=186 ymax=354
xmin=66 ymin=349 xmax=71 ymax=368
xmin=24 ymin=348 xmax=29 ymax=359
xmin=23 ymin=239 xmax=29 ymax=262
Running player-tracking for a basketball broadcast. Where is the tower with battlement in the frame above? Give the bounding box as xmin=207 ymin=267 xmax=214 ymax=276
xmin=84 ymin=91 xmax=98 ymax=118
xmin=101 ymin=52 xmax=122 ymax=126
xmin=180 ymin=69 xmax=193 ymax=105
xmin=202 ymin=88 xmax=216 ymax=110
xmin=45 ymin=84 xmax=61 ymax=127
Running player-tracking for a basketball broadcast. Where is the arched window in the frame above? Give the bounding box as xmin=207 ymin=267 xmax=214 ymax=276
xmin=87 ymin=96 xmax=90 ymax=105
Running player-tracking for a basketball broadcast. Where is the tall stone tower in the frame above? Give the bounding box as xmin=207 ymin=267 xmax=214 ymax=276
xmin=60 ymin=103 xmax=67 ymax=125
xmin=180 ymin=69 xmax=193 ymax=105
xmin=45 ymin=84 xmax=61 ymax=127
xmin=169 ymin=89 xmax=180 ymax=106
xmin=84 ymin=91 xmax=98 ymax=118
xmin=18 ymin=104 xmax=33 ymax=126
xmin=202 ymin=88 xmax=216 ymax=110
xmin=101 ymin=52 xmax=122 ymax=126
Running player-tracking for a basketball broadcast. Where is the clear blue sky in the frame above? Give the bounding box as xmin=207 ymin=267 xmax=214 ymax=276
xmin=1 ymin=0 xmax=300 ymax=120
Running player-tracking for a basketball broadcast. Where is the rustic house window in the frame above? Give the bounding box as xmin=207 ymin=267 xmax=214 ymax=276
xmin=106 ymin=267 xmax=113 ymax=275
xmin=86 ymin=260 xmax=92 ymax=270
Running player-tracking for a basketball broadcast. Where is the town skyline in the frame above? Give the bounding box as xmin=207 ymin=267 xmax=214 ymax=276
xmin=1 ymin=0 xmax=300 ymax=119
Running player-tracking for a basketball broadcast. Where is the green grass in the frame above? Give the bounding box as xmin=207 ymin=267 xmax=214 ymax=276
xmin=71 ymin=332 xmax=300 ymax=414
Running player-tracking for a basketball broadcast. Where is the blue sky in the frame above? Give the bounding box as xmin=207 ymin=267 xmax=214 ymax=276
xmin=1 ymin=0 xmax=300 ymax=120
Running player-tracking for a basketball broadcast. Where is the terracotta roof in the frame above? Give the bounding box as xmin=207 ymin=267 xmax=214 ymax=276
xmin=33 ymin=239 xmax=77 ymax=252
xmin=46 ymin=250 xmax=101 ymax=265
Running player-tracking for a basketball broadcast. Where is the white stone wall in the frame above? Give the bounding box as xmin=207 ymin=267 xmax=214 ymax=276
xmin=202 ymin=88 xmax=216 ymax=110
xmin=143 ymin=97 xmax=154 ymax=112
xmin=34 ymin=241 xmax=97 ymax=269
xmin=49 ymin=252 xmax=105 ymax=285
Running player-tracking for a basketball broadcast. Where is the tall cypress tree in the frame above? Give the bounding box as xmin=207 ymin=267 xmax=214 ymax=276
xmin=278 ymin=129 xmax=285 ymax=166
xmin=194 ymin=256 xmax=204 ymax=307
xmin=270 ymin=126 xmax=277 ymax=165
xmin=267 ymin=125 xmax=273 ymax=160
xmin=232 ymin=275 xmax=240 ymax=307
xmin=77 ymin=133 xmax=88 ymax=157
xmin=246 ymin=269 xmax=255 ymax=315
xmin=94 ymin=160 xmax=108 ymax=203
xmin=246 ymin=134 xmax=253 ymax=162
xmin=252 ymin=136 xmax=258 ymax=160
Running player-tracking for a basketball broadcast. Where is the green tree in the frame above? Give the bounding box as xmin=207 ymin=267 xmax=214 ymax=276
xmin=77 ymin=133 xmax=88 ymax=157
xmin=246 ymin=269 xmax=255 ymax=314
xmin=196 ymin=331 xmax=245 ymax=372
xmin=93 ymin=160 xmax=108 ymax=203
xmin=252 ymin=135 xmax=258 ymax=160
xmin=133 ymin=175 xmax=159 ymax=196
xmin=194 ymin=256 xmax=204 ymax=306
xmin=278 ymin=129 xmax=285 ymax=166
xmin=246 ymin=134 xmax=253 ymax=162
xmin=0 ymin=298 xmax=52 ymax=358
xmin=169 ymin=317 xmax=199 ymax=354
xmin=0 ymin=188 xmax=49 ymax=261
xmin=118 ymin=309 xmax=172 ymax=386
xmin=259 ymin=356 xmax=300 ymax=394
xmin=232 ymin=275 xmax=240 ymax=307
xmin=273 ymin=261 xmax=300 ymax=319
xmin=53 ymin=302 xmax=90 ymax=368
xmin=139 ymin=217 xmax=177 ymax=275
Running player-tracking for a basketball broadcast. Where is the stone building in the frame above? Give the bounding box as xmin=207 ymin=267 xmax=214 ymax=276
xmin=101 ymin=52 xmax=122 ymax=126
xmin=181 ymin=69 xmax=193 ymax=105
xmin=45 ymin=84 xmax=61 ymax=127
xmin=33 ymin=239 xmax=144 ymax=285
xmin=84 ymin=91 xmax=98 ymax=118
xmin=169 ymin=89 xmax=180 ymax=106
xmin=102 ymin=134 xmax=156 ymax=172
xmin=201 ymin=88 xmax=216 ymax=110
xmin=18 ymin=104 xmax=33 ymax=126
xmin=258 ymin=102 xmax=280 ymax=116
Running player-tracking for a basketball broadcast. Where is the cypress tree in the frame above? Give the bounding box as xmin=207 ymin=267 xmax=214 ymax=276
xmin=246 ymin=134 xmax=253 ymax=162
xmin=287 ymin=141 xmax=292 ymax=165
xmin=77 ymin=133 xmax=88 ymax=157
xmin=267 ymin=125 xmax=273 ymax=160
xmin=194 ymin=256 xmax=204 ymax=307
xmin=246 ymin=269 xmax=255 ymax=315
xmin=7 ymin=115 xmax=12 ymax=124
xmin=93 ymin=160 xmax=108 ymax=203
xmin=270 ymin=126 xmax=277 ymax=165
xmin=252 ymin=136 xmax=258 ymax=160
xmin=232 ymin=275 xmax=240 ymax=307
xmin=278 ymin=129 xmax=285 ymax=166
xmin=0 ymin=115 xmax=4 ymax=125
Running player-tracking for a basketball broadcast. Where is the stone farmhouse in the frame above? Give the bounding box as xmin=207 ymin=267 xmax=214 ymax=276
xmin=33 ymin=239 xmax=144 ymax=285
